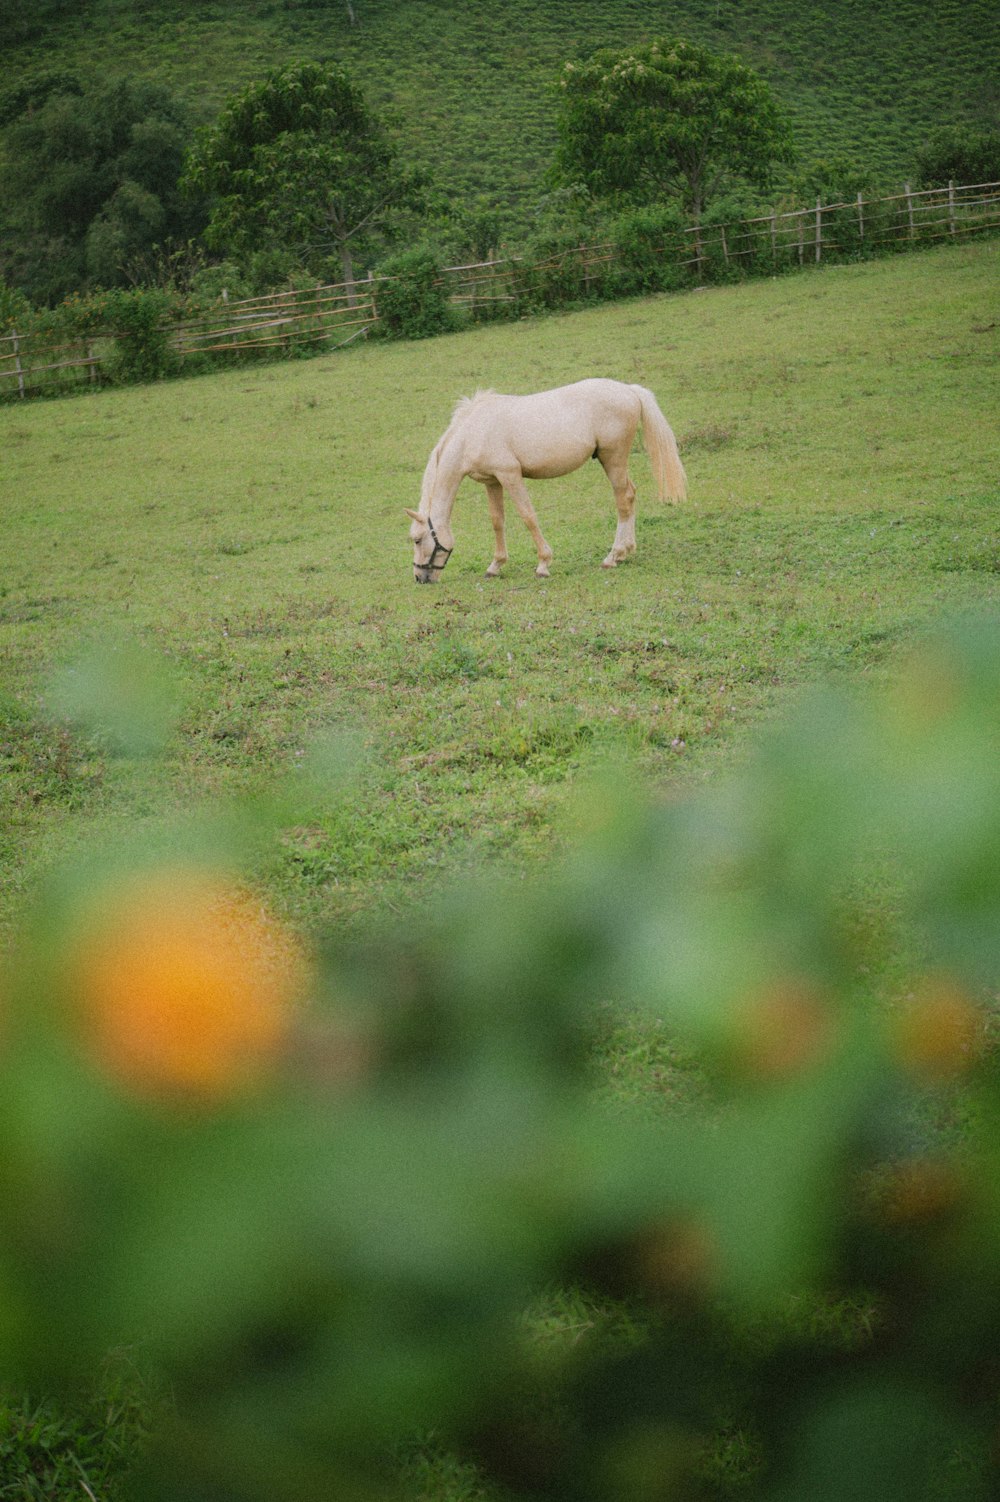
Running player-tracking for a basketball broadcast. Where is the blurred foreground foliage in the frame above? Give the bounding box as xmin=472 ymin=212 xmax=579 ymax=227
xmin=1 ymin=615 xmax=1000 ymax=1501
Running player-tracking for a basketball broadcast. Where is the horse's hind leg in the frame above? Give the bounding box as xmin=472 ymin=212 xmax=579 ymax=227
xmin=499 ymin=470 xmax=554 ymax=578
xmin=484 ymin=480 xmax=508 ymax=577
xmin=598 ymin=448 xmax=637 ymax=568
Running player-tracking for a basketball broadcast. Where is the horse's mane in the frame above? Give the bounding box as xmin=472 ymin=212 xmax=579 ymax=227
xmin=452 ymin=388 xmax=496 ymax=422
xmin=420 ymin=391 xmax=497 ymax=512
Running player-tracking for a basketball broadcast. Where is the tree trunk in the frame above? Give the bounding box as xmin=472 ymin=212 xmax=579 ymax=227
xmin=690 ymin=192 xmax=704 ymax=280
xmin=338 ymin=235 xmax=358 ymax=307
xmin=327 ymin=203 xmax=358 ymax=307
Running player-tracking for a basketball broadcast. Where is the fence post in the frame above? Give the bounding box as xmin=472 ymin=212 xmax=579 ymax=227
xmin=770 ymin=210 xmax=777 ymax=262
xmin=905 ymin=182 xmax=915 ymax=241
xmin=720 ymin=223 xmax=729 ymax=266
xmin=948 ymin=179 xmax=957 ymax=237
xmin=12 ymin=329 xmax=25 ymax=398
xmin=815 ymin=198 xmax=823 ymax=263
xmin=857 ymin=192 xmax=865 ymax=247
xmin=797 ymin=211 xmax=805 ymax=266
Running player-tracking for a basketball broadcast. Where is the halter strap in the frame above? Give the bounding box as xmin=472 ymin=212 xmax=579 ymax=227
xmin=424 ymin=514 xmax=453 ymax=573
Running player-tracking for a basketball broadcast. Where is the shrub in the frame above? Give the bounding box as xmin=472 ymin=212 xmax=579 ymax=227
xmin=373 ymin=246 xmax=457 ymax=339
xmin=697 ymin=192 xmax=775 ymax=281
xmin=0 ymin=279 xmax=31 ymax=329
xmin=103 ymin=288 xmax=179 ymax=384
xmin=509 ymin=226 xmax=618 ymax=313
xmin=914 ymin=126 xmax=1000 ymax=188
xmin=609 ymin=202 xmax=689 ymax=294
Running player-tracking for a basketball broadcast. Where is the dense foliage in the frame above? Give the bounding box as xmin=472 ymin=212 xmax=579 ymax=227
xmin=0 ymin=0 xmax=997 ymax=304
xmin=1 ymin=616 xmax=999 ymax=1498
xmin=0 ymin=76 xmax=205 ymax=305
xmin=914 ymin=126 xmax=1000 ymax=189
xmin=181 ymin=59 xmax=427 ymax=292
xmin=553 ymin=38 xmax=795 ymax=216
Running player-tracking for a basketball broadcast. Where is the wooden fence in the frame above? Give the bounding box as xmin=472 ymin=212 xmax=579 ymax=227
xmin=443 ymin=179 xmax=1000 ymax=309
xmin=170 ymin=279 xmax=378 ymax=359
xmin=2 ymin=179 xmax=997 ymax=399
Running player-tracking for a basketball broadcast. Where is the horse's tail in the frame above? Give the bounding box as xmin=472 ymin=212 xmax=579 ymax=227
xmin=632 ymin=385 xmax=687 ymax=503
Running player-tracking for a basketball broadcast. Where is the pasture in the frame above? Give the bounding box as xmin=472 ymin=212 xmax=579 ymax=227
xmin=1 ymin=241 xmax=998 ymax=943
xmin=0 ymin=239 xmax=999 ymax=1500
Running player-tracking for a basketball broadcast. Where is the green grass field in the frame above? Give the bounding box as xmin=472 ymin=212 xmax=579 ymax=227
xmin=2 ymin=239 xmax=998 ymax=946
xmin=1 ymin=238 xmax=999 ymax=1497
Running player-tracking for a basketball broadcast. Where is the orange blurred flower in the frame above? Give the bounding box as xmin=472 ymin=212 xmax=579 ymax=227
xmin=893 ymin=973 xmax=982 ymax=1081
xmin=71 ymin=869 xmax=309 ymax=1102
xmin=638 ymin=1217 xmax=716 ymax=1299
xmin=730 ymin=976 xmax=832 ymax=1081
xmin=875 ymin=1156 xmax=964 ymax=1228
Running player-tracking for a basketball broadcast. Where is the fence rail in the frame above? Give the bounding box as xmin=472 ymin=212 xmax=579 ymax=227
xmin=2 ymin=180 xmax=998 ymax=399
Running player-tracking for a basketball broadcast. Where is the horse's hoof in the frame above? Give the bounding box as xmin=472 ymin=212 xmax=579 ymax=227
xmin=601 ymin=557 xmax=618 ymax=569
xmin=535 ymin=564 xmax=550 ymax=579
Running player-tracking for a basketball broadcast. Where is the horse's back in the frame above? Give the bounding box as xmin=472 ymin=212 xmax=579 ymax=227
xmin=455 ymin=380 xmax=641 ymax=479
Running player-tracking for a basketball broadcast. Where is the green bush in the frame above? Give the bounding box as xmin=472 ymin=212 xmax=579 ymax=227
xmin=0 ymin=279 xmax=30 ymax=330
xmin=914 ymin=126 xmax=1000 ymax=189
xmin=373 ymin=247 xmax=457 ymax=339
xmin=103 ymin=288 xmax=180 ymax=384
xmin=693 ymin=193 xmax=778 ymax=282
xmin=609 ymin=202 xmax=689 ymax=294
xmin=508 ymin=226 xmax=618 ymax=313
xmin=2 ymin=616 xmax=1000 ymax=1498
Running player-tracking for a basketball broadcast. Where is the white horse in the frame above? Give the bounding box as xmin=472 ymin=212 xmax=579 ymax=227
xmin=406 ymin=377 xmax=686 ymax=583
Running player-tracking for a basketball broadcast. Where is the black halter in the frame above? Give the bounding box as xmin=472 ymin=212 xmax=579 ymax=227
xmin=423 ymin=514 xmax=453 ymax=575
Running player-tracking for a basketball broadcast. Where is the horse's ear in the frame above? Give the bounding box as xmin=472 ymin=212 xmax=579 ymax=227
xmin=404 ymin=508 xmax=422 ymax=523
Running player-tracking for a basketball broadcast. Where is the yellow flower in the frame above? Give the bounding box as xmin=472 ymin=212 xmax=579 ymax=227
xmin=71 ymin=869 xmax=308 ymax=1103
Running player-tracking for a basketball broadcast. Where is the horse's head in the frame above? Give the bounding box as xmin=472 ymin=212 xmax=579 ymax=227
xmin=406 ymin=508 xmax=453 ymax=584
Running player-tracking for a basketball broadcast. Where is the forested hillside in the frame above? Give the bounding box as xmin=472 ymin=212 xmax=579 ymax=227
xmin=3 ymin=0 xmax=990 ymax=306
xmin=3 ymin=0 xmax=996 ymax=210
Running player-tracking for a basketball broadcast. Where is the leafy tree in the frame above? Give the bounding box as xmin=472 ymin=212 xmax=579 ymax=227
xmin=790 ymin=153 xmax=878 ymax=204
xmin=553 ymin=37 xmax=795 ymax=220
xmin=181 ymin=60 xmax=427 ymax=299
xmin=0 ymin=67 xmax=83 ymax=129
xmin=0 ymin=77 xmax=202 ymax=304
xmin=914 ymin=125 xmax=1000 ymax=188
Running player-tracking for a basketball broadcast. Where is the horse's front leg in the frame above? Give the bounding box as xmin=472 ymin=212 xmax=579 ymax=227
xmin=499 ymin=470 xmax=554 ymax=578
xmin=484 ymin=480 xmax=508 ymax=577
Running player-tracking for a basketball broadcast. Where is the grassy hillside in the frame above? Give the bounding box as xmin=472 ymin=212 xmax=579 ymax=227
xmin=1 ymin=240 xmax=997 ymax=942
xmin=3 ymin=0 xmax=998 ymax=214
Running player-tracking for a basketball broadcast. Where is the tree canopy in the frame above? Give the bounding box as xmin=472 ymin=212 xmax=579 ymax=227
xmin=913 ymin=125 xmax=1000 ymax=189
xmin=0 ymin=77 xmax=201 ymax=304
xmin=180 ymin=60 xmax=427 ymax=295
xmin=553 ymin=37 xmax=795 ymax=218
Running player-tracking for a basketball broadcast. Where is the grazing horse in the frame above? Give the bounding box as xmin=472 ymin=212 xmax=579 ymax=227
xmin=406 ymin=378 xmax=686 ymax=583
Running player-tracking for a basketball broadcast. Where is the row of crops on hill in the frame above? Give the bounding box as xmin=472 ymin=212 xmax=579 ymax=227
xmin=2 ymin=0 xmax=998 ymax=312
xmin=4 ymin=0 xmax=997 ymax=201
